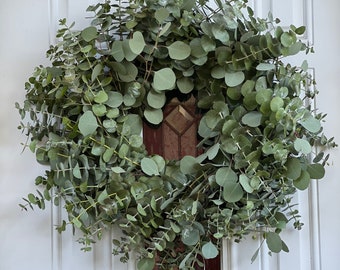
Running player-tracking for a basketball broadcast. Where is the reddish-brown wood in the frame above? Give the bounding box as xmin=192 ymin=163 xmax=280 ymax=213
xmin=143 ymin=96 xmax=221 ymax=270
xmin=143 ymin=96 xmax=201 ymax=160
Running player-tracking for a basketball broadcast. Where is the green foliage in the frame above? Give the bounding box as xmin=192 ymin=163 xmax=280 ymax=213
xmin=17 ymin=0 xmax=336 ymax=269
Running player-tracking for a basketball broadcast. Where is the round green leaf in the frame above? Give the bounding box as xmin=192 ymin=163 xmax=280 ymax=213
xmin=286 ymin=157 xmax=302 ymax=180
xmin=155 ymin=7 xmax=170 ymax=23
xmin=81 ymin=44 xmax=92 ymax=53
xmin=225 ymin=71 xmax=245 ymax=87
xmin=294 ymin=170 xmax=310 ymax=190
xmin=72 ymin=163 xmax=82 ymax=179
xmin=211 ymin=66 xmax=225 ymax=79
xmin=129 ymin=31 xmax=146 ymax=55
xmin=275 ymin=108 xmax=285 ymax=121
xmin=168 ymin=41 xmax=191 ymax=60
xmin=180 ymin=156 xmax=198 ymax=175
xmin=181 ymin=0 xmax=196 ymax=10
xmin=266 ymin=232 xmax=282 ymax=253
xmin=92 ymin=63 xmax=103 ymax=82
xmin=177 ymin=77 xmax=194 ymax=94
xmin=307 ymin=163 xmax=325 ymax=179
xmin=191 ymin=55 xmax=208 ymax=66
xmin=78 ymin=62 xmax=91 ymax=71
xmin=270 ymin=96 xmax=284 ymax=112
xmin=92 ymin=104 xmax=107 ymax=116
xmin=103 ymin=148 xmax=114 ymax=162
xmin=256 ymin=89 xmax=273 ymax=104
xmin=222 ymin=119 xmax=238 ymax=135
xmin=255 ymin=76 xmax=268 ymax=91
xmin=227 ymin=87 xmax=241 ymax=100
xmin=294 ymin=138 xmax=312 ymax=155
xmin=239 ymin=174 xmax=254 ymax=193
xmin=153 ymin=68 xmax=176 ymax=91
xmin=221 ymin=137 xmax=239 ymax=154
xmin=129 ymin=135 xmax=143 ymax=148
xmin=111 ymin=41 xmax=124 ymax=62
xmin=241 ymin=80 xmax=255 ymax=96
xmin=202 ymin=241 xmax=219 ymax=259
xmin=295 ymin=26 xmax=306 ymax=35
xmin=216 ymin=167 xmax=238 ymax=187
xmin=144 ymin=108 xmax=163 ymax=125
xmin=205 ymin=110 xmax=221 ymax=129
xmin=159 ymin=22 xmax=171 ymax=37
xmin=118 ymin=143 xmax=129 ymax=159
xmin=181 ymin=227 xmax=199 ymax=246
xmin=72 ymin=218 xmax=82 ymax=229
xmin=250 ymin=176 xmax=261 ymax=190
xmin=122 ymin=39 xmax=138 ymax=61
xmin=256 ymin=63 xmax=276 ymax=71
xmin=201 ymin=35 xmax=216 ymax=52
xmin=105 ymin=92 xmax=123 ymax=108
xmin=106 ymin=108 xmax=119 ymax=118
xmin=200 ymin=21 xmax=213 ymax=36
xmin=152 ymin=155 xmax=166 ymax=173
xmin=223 ymin=181 xmax=243 ymax=203
xmin=123 ymin=94 xmax=136 ymax=107
xmin=280 ymin=32 xmax=295 ymax=47
xmin=94 ymin=90 xmax=108 ymax=104
xmin=81 ymin=26 xmax=97 ymax=42
xmin=198 ymin=117 xmax=216 ymax=138
xmin=241 ymin=112 xmax=262 ymax=127
xmin=103 ymin=119 xmax=117 ymax=133
xmin=126 ymin=20 xmax=137 ymax=29
xmin=170 ymin=221 xmax=181 ymax=233
xmin=154 ymin=242 xmax=164 ymax=252
xmin=137 ymin=257 xmax=155 ymax=270
xmin=111 ymin=166 xmax=125 ymax=173
xmin=118 ymin=62 xmax=138 ymax=82
xmin=276 ymin=87 xmax=289 ymax=98
xmin=190 ymin=38 xmax=206 ymax=58
xmin=137 ymin=203 xmax=147 ymax=216
xmin=300 ymin=116 xmax=321 ymax=133
xmin=282 ymin=42 xmax=303 ymax=56
xmin=141 ymin=157 xmax=159 ymax=176
xmin=212 ymin=24 xmax=230 ymax=44
xmin=243 ymin=92 xmax=258 ymax=110
xmin=147 ymin=91 xmax=166 ymax=109
xmin=206 ymin=143 xmax=220 ymax=160
xmin=123 ymin=114 xmax=142 ymax=135
xmin=78 ymin=111 xmax=98 ymax=136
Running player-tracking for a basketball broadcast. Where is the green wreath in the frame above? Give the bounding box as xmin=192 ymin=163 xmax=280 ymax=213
xmin=17 ymin=0 xmax=335 ymax=269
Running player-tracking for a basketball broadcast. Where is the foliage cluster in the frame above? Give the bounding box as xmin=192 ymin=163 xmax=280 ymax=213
xmin=17 ymin=0 xmax=335 ymax=269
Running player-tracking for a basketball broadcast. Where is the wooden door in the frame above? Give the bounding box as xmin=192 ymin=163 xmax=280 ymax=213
xmin=143 ymin=96 xmax=201 ymax=160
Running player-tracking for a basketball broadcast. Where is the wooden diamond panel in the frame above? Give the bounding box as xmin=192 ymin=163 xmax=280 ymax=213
xmin=143 ymin=96 xmax=201 ymax=160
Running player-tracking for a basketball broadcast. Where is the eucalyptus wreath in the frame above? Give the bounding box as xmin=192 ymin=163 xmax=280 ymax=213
xmin=17 ymin=0 xmax=335 ymax=269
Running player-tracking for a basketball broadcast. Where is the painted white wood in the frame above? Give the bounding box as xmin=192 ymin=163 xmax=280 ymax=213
xmin=248 ymin=0 xmax=313 ymax=43
xmin=310 ymin=1 xmax=340 ymax=269
xmin=0 ymin=1 xmax=52 ymax=269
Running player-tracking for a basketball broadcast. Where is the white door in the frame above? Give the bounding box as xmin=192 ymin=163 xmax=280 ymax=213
xmin=1 ymin=0 xmax=339 ymax=269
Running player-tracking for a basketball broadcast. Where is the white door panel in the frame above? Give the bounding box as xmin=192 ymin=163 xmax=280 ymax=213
xmin=1 ymin=0 xmax=339 ymax=269
xmin=0 ymin=1 xmax=51 ymax=269
xmin=311 ymin=1 xmax=340 ymax=269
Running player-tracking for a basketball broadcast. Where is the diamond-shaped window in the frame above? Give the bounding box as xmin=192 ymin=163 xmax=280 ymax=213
xmin=165 ymin=105 xmax=194 ymax=134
